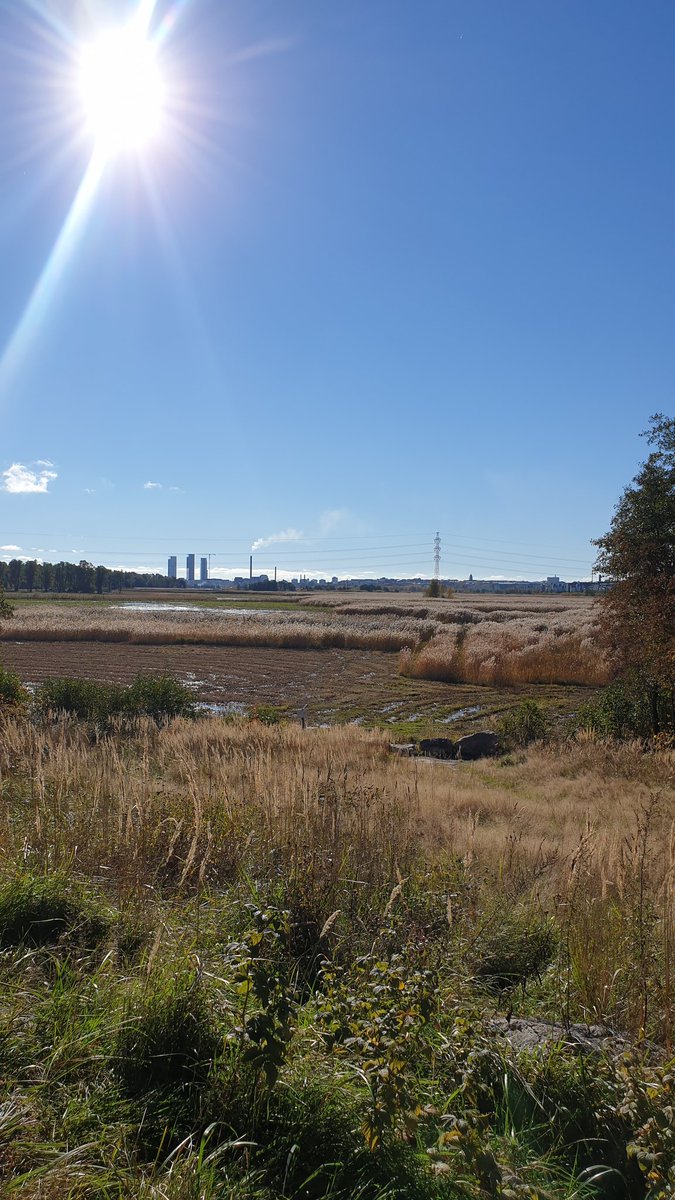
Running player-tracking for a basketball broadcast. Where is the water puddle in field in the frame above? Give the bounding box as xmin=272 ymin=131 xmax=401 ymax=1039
xmin=196 ymin=701 xmax=248 ymax=717
xmin=115 ymin=603 xmax=269 ymax=617
xmin=440 ymin=705 xmax=482 ymax=723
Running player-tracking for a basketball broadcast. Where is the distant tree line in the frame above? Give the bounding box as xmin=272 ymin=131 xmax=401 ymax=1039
xmin=0 ymin=559 xmax=187 ymax=594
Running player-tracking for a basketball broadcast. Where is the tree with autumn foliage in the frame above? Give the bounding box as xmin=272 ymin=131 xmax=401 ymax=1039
xmin=593 ymin=414 xmax=675 ymax=735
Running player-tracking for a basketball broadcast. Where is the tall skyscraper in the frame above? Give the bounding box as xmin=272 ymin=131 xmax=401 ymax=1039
xmin=200 ymin=557 xmax=208 ymax=582
xmin=168 ymin=555 xmax=177 ymax=579
xmin=186 ymin=553 xmax=195 ymax=585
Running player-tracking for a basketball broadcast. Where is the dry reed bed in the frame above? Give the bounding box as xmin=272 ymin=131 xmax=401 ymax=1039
xmin=0 ymin=716 xmax=670 ymax=905
xmin=1 ymin=604 xmax=428 ymax=652
xmin=1 ymin=596 xmax=608 ymax=685
xmin=400 ymin=620 xmax=609 ymax=686
xmin=0 ymin=715 xmax=672 ymax=1038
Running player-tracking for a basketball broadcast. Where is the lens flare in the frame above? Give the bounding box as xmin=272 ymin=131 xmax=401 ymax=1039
xmin=79 ymin=26 xmax=164 ymax=154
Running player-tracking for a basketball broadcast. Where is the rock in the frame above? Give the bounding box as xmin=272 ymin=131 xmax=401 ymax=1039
xmin=455 ymin=731 xmax=499 ymax=760
xmin=388 ymin=743 xmax=417 ymax=756
xmin=490 ymin=1016 xmax=633 ymax=1057
xmin=418 ymin=737 xmax=456 ymax=759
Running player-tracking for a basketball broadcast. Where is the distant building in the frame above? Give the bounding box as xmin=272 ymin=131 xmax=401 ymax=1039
xmin=168 ymin=556 xmax=177 ymax=579
xmin=200 ymin=557 xmax=208 ymax=582
xmin=186 ymin=554 xmax=195 ymax=585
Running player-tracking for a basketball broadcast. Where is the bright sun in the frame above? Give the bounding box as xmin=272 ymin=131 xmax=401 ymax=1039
xmin=79 ymin=26 xmax=164 ymax=154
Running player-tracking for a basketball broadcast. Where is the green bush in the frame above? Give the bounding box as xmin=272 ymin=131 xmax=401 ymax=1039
xmin=251 ymin=703 xmax=284 ymax=725
xmin=0 ymin=665 xmax=27 ymax=708
xmin=0 ymin=870 xmax=111 ymax=947
xmin=34 ymin=673 xmax=197 ymax=726
xmin=126 ymin=674 xmax=197 ymax=722
xmin=498 ymin=700 xmax=550 ymax=747
xmin=34 ymin=677 xmax=126 ymax=723
xmin=575 ymin=679 xmax=667 ymax=740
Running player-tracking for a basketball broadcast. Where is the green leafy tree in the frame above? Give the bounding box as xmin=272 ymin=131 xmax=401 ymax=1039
xmin=0 ymin=587 xmax=12 ymax=620
xmin=593 ymin=413 xmax=675 ymax=734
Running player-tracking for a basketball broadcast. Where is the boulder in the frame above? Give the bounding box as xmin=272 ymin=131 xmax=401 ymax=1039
xmin=418 ymin=737 xmax=456 ymax=760
xmin=455 ymin=731 xmax=499 ymax=760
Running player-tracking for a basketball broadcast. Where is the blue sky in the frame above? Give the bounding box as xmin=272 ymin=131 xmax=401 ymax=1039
xmin=0 ymin=0 xmax=673 ymax=580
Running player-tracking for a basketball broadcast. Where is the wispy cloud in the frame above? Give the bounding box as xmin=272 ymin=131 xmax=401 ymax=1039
xmin=0 ymin=544 xmax=21 ymax=552
xmin=2 ymin=462 xmax=57 ymax=494
xmin=319 ymin=508 xmax=348 ymax=536
xmin=143 ymin=481 xmax=162 ymax=490
xmin=251 ymin=527 xmax=304 ymax=553
xmin=228 ymin=36 xmax=297 ymax=65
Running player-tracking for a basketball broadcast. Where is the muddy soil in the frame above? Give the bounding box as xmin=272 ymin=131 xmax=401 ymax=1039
xmin=0 ymin=640 xmax=593 ymax=730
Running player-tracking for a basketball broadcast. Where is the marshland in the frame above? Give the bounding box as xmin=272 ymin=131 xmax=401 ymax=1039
xmin=0 ymin=590 xmax=673 ymax=1198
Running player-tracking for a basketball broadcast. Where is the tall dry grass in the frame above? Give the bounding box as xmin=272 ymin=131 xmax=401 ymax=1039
xmin=1 ymin=596 xmax=610 ymax=686
xmin=0 ymin=713 xmax=672 ymax=1038
xmin=1 ymin=603 xmax=425 ymax=652
xmin=400 ymin=611 xmax=611 ymax=686
xmin=0 ymin=713 xmax=669 ymax=911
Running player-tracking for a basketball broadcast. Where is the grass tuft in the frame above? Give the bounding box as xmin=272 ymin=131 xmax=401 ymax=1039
xmin=115 ymin=966 xmax=221 ymax=1095
xmin=0 ymin=870 xmax=111 ymax=948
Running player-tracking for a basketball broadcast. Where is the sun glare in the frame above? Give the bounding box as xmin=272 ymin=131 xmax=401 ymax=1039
xmin=79 ymin=26 xmax=164 ymax=154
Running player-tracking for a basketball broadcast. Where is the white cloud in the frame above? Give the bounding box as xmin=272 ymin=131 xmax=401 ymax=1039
xmin=251 ymin=527 xmax=304 ymax=553
xmin=143 ymin=481 xmax=162 ymax=490
xmin=2 ymin=462 xmax=57 ymax=494
xmin=84 ymin=488 xmax=96 ymax=495
xmin=36 ymin=459 xmax=54 ymax=467
xmin=0 ymin=544 xmax=21 ymax=552
xmin=319 ymin=508 xmax=348 ymax=536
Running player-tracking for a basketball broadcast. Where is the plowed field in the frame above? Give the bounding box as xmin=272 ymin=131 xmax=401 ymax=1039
xmin=0 ymin=638 xmax=592 ymax=733
xmin=0 ymin=640 xmax=437 ymax=720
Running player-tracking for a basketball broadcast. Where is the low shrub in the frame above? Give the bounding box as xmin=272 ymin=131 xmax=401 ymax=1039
xmin=575 ymin=678 xmax=672 ymax=741
xmin=34 ymin=673 xmax=197 ymax=726
xmin=0 ymin=665 xmax=26 ymax=708
xmin=498 ymin=699 xmax=550 ymax=747
xmin=0 ymin=870 xmax=111 ymax=947
xmin=34 ymin=677 xmax=127 ymax=723
xmin=126 ymin=674 xmax=197 ymax=723
xmin=251 ymin=703 xmax=284 ymax=725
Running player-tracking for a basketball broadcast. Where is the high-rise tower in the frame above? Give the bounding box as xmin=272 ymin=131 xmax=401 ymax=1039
xmin=200 ymin=557 xmax=208 ymax=582
xmin=167 ymin=556 xmax=177 ymax=579
xmin=186 ymin=554 xmax=195 ymax=585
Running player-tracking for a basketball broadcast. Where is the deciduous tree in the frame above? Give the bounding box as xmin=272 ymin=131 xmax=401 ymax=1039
xmin=593 ymin=413 xmax=675 ymax=734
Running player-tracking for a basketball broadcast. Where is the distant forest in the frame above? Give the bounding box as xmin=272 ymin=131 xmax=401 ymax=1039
xmin=0 ymin=558 xmax=184 ymax=594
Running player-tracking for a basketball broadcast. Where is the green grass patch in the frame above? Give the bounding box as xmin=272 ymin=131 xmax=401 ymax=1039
xmin=0 ymin=870 xmax=112 ymax=948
